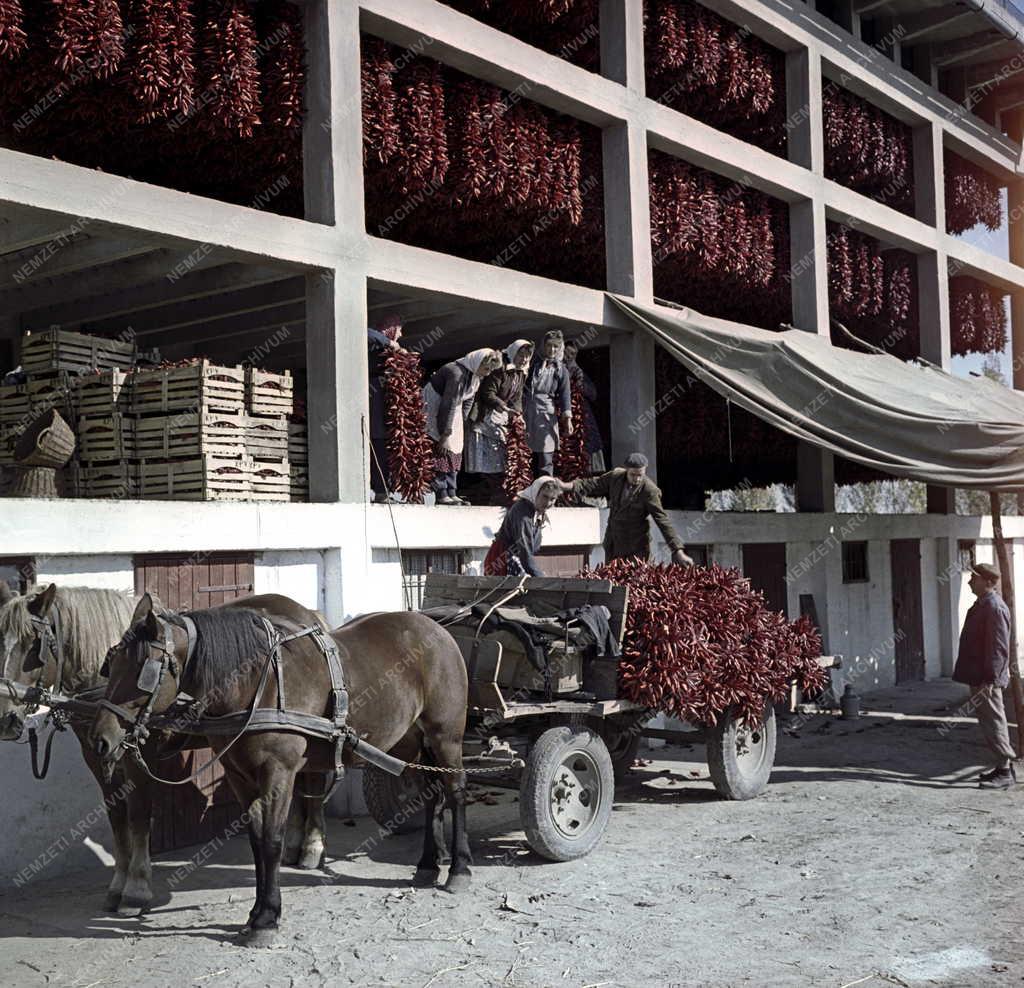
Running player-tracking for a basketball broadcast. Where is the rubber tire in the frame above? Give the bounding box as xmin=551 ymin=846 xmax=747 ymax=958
xmin=519 ymin=726 xmax=614 ymax=862
xmin=706 ymin=705 xmax=777 ymax=800
xmin=361 ymin=765 xmax=427 ymax=834
xmin=605 ymin=730 xmax=641 ymax=783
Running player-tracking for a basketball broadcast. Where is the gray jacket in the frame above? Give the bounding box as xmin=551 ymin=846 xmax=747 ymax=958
xmin=953 ymin=590 xmax=1011 ymax=687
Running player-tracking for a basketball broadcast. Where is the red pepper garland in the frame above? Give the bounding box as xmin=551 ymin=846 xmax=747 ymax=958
xmin=945 ymin=150 xmax=1002 ymax=235
xmin=0 ymin=0 xmax=26 ymax=60
xmin=502 ymin=412 xmax=533 ymax=505
xmin=382 ymin=347 xmax=434 ymax=503
xmin=198 ymin=0 xmax=261 ymax=138
xmin=128 ymin=0 xmax=196 ymax=123
xmin=950 ymin=276 xmax=1008 ymax=356
xmin=552 ymin=375 xmax=590 ymax=498
xmin=584 ymin=559 xmax=825 ymax=727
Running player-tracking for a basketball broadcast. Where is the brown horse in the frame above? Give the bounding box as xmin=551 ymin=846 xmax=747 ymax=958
xmin=91 ymin=592 xmax=472 ymax=944
xmin=0 ymin=583 xmax=330 ymax=916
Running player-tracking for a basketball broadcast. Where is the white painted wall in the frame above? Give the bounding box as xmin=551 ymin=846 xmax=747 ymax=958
xmin=33 ymin=554 xmax=134 ymax=593
xmin=254 ymin=550 xmax=323 ymax=613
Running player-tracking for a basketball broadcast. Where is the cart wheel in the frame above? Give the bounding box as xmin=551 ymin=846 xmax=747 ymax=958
xmin=706 ymin=705 xmax=777 ymax=800
xmin=604 ymin=729 xmax=641 ymax=783
xmin=362 ymin=765 xmax=427 ymax=834
xmin=520 ymin=726 xmax=614 ymax=861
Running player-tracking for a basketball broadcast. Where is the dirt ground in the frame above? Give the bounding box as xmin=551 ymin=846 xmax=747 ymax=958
xmin=0 ymin=680 xmax=1021 ymax=988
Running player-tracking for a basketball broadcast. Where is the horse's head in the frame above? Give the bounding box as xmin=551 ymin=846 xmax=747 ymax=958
xmin=91 ymin=593 xmax=184 ymax=767
xmin=0 ymin=583 xmax=60 ymax=741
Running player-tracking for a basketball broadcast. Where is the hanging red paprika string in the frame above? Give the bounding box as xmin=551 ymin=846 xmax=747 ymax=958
xmin=945 ymin=150 xmax=1002 ymax=234
xmin=198 ymin=0 xmax=261 ymax=138
xmin=382 ymin=348 xmax=434 ymax=503
xmin=128 ymin=0 xmax=196 ymax=123
xmin=950 ymin=277 xmax=1007 ymax=356
xmin=502 ymin=412 xmax=533 ymax=505
xmin=0 ymin=0 xmax=26 ymax=60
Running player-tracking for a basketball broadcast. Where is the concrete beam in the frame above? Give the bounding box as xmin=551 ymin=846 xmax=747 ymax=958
xmin=132 ymin=303 xmax=305 ymax=348
xmin=603 ymin=121 xmax=653 ymax=299
xmin=17 ymin=261 xmax=289 ymax=329
xmin=946 ymin=235 xmax=1024 ymax=292
xmin=824 ymin=182 xmax=940 ymax=254
xmin=898 ymin=9 xmax=976 ymax=45
xmin=0 ymin=210 xmax=79 ymax=255
xmin=933 ymin=32 xmax=1008 ymax=69
xmin=0 ymin=238 xmax=159 ymax=292
xmin=0 ymin=146 xmax=351 ymax=270
xmin=90 ymin=279 xmax=306 ymax=338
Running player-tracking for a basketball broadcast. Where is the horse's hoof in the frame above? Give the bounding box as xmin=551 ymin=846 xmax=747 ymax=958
xmin=297 ymin=850 xmax=323 ymax=871
xmin=443 ymin=871 xmax=471 ymax=894
xmin=115 ymin=899 xmax=148 ymax=918
xmin=239 ymin=925 xmax=279 ymax=948
xmin=103 ymin=891 xmax=122 ymax=912
xmin=413 ymin=867 xmax=440 ymax=887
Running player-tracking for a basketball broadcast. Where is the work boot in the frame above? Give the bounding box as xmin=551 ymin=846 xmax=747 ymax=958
xmin=978 ymin=767 xmax=1015 ymax=789
xmin=978 ymin=763 xmax=1017 ymax=783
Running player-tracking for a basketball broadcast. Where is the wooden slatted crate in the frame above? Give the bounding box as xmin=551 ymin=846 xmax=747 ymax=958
xmin=133 ymin=412 xmax=247 ymax=460
xmin=250 ymin=458 xmax=290 ymax=501
xmin=287 ymin=422 xmax=308 ymax=464
xmin=76 ymin=462 xmax=138 ymax=499
xmin=289 ymin=463 xmax=308 ymax=502
xmin=130 ymin=362 xmax=245 ymax=416
xmin=20 ymin=329 xmax=135 ymax=377
xmin=74 ymin=369 xmax=131 ymax=416
xmin=246 ymin=368 xmax=293 ymax=418
xmin=0 ymin=383 xmax=31 ymax=427
xmin=137 ymin=455 xmax=250 ymax=501
xmin=77 ymin=416 xmax=135 ymax=463
xmin=245 ymin=415 xmax=288 ymax=461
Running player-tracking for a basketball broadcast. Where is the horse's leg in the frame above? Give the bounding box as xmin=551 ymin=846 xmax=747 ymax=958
xmin=297 ymin=775 xmax=326 ymax=870
xmin=77 ymin=734 xmax=130 ymax=911
xmin=282 ymin=789 xmax=305 ymax=867
xmin=244 ymin=760 xmax=298 ymax=942
xmin=222 ymin=764 xmax=266 ymax=930
xmin=425 ymin=734 xmax=472 ymax=893
xmin=414 ymin=767 xmax=441 ymax=885
xmin=119 ymin=760 xmax=154 ymax=917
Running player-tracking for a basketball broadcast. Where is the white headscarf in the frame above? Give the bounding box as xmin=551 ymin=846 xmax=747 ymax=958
xmin=517 ymin=475 xmax=559 ymax=506
xmin=504 ymin=339 xmax=533 ymax=368
xmin=457 ymin=348 xmax=498 ymax=376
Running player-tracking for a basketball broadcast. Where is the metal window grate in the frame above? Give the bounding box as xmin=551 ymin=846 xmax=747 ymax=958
xmin=401 ymin=549 xmax=465 ymax=610
xmin=687 ymin=545 xmax=711 ymax=568
xmin=957 ymin=540 xmax=977 ymax=572
xmin=842 ymin=541 xmax=869 ymax=583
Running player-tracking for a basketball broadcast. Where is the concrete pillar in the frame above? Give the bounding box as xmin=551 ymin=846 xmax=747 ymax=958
xmin=302 ymin=2 xmax=369 ymax=504
xmin=911 ymin=44 xmax=938 ymax=89
xmin=1009 ymin=181 xmax=1024 ymax=513
xmin=786 ymin=49 xmax=824 ymax=174
xmin=913 ymin=121 xmax=944 ymax=229
xmin=797 ymin=441 xmax=835 ymax=512
xmin=934 ymin=536 xmax=961 ymax=676
xmin=599 ymin=0 xmax=645 ymax=92
xmin=610 ymin=333 xmax=658 ymax=480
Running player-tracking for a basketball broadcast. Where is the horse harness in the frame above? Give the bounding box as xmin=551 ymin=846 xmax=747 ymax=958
xmin=97 ymin=616 xmax=356 ymax=794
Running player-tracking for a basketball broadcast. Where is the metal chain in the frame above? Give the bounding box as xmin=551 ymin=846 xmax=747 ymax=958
xmin=405 ymin=763 xmax=512 ymax=775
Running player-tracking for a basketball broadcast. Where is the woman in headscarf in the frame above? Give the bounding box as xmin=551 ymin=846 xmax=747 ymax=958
xmin=423 ymin=348 xmax=501 ymax=505
xmin=483 ymin=476 xmax=561 ymax=576
xmin=524 ymin=329 xmax=572 ymax=477
xmin=464 ymin=340 xmax=534 ymax=504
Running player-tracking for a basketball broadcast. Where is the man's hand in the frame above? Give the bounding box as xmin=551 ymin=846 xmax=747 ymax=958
xmin=436 ymin=435 xmax=454 ymax=453
xmin=671 ymin=549 xmax=694 ymax=567
xmin=561 ymin=414 xmax=574 ymax=437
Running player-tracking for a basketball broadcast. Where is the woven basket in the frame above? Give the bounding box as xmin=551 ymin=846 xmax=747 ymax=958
xmin=14 ymin=409 xmax=76 ymax=468
xmin=9 ymin=466 xmax=58 ymax=498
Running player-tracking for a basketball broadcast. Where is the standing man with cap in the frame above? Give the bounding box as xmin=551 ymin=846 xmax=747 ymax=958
xmin=559 ymin=453 xmax=693 ymax=566
xmin=524 ymin=329 xmax=572 ymax=477
xmin=953 ymin=562 xmax=1018 ymax=789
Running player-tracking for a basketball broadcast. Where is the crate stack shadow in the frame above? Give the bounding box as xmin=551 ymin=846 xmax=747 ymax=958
xmin=1 ymin=329 xmax=308 ymax=502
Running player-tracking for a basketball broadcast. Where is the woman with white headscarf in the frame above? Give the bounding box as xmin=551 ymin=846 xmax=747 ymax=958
xmin=464 ymin=339 xmax=534 ymax=503
xmin=423 ymin=348 xmax=501 ymax=504
xmin=483 ymin=476 xmax=561 ymax=576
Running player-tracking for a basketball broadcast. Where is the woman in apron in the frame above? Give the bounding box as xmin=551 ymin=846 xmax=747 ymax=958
xmin=464 ymin=340 xmax=534 ymax=503
xmin=483 ymin=476 xmax=561 ymax=576
xmin=422 ymin=348 xmax=500 ymax=504
xmin=524 ymin=330 xmax=573 ymax=477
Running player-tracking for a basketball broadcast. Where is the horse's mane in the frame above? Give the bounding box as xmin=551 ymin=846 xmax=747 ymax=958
xmin=0 ymin=586 xmax=138 ymax=691
xmin=168 ymin=607 xmax=270 ymax=698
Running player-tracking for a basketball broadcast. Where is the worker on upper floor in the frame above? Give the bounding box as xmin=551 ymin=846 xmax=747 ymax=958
xmin=558 ymin=452 xmax=693 ymax=566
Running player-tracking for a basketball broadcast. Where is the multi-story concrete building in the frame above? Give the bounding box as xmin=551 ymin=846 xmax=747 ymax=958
xmin=2 ymin=0 xmax=1024 ymax=878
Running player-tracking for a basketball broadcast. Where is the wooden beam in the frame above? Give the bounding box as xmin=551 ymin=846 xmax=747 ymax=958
xmin=18 ymin=261 xmax=291 ymax=329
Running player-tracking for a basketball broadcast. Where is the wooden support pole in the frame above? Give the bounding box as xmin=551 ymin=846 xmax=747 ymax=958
xmin=989 ymin=491 xmax=1024 ymax=757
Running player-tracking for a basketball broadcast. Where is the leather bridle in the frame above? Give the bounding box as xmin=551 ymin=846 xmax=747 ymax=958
xmin=1 ymin=609 xmax=66 ymax=710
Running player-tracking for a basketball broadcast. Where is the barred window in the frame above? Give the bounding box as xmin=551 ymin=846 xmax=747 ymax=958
xmin=842 ymin=542 xmax=869 ymax=583
xmin=402 ymin=549 xmax=466 ymax=610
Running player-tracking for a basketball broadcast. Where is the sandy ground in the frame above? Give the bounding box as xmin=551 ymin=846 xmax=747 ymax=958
xmin=0 ymin=680 xmax=1021 ymax=988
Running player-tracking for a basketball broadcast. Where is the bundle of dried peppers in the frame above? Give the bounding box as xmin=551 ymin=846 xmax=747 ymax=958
xmin=382 ymin=346 xmax=433 ymax=503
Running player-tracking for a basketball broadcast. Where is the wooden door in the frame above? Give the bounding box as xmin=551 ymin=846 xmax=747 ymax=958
xmin=133 ymin=553 xmax=254 ymax=852
xmin=742 ymin=543 xmax=788 ymax=617
xmin=890 ymin=539 xmax=925 ymax=683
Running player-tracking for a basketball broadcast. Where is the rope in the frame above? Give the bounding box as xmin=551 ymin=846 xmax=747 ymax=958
xmin=367 ymin=436 xmax=413 ymax=612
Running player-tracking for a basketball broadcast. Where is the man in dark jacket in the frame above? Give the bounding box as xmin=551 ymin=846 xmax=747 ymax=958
xmin=560 ymin=453 xmax=693 ymax=566
xmin=953 ymin=562 xmax=1017 ymax=789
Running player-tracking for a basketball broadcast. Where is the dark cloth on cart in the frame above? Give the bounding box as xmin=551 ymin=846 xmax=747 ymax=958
xmin=571 ymin=468 xmax=685 ymax=561
xmin=559 ymin=604 xmax=619 ymax=657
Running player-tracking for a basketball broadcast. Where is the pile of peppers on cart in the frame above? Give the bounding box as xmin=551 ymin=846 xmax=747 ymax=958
xmin=585 ymin=559 xmax=826 ymax=727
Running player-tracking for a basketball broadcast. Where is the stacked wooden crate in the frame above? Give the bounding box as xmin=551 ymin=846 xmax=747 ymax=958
xmin=288 ymin=422 xmax=308 ymax=501
xmin=245 ymin=368 xmax=292 ymax=502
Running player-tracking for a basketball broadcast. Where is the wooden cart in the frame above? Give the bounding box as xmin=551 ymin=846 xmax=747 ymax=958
xmin=362 ymin=575 xmax=820 ymax=862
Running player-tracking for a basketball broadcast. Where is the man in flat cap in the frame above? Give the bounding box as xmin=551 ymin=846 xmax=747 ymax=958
xmin=953 ymin=562 xmax=1017 ymax=789
xmin=559 ymin=453 xmax=693 ymax=566
xmin=524 ymin=329 xmax=573 ymax=477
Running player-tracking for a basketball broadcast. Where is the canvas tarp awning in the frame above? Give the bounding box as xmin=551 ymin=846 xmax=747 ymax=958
xmin=609 ymin=295 xmax=1024 ymax=490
